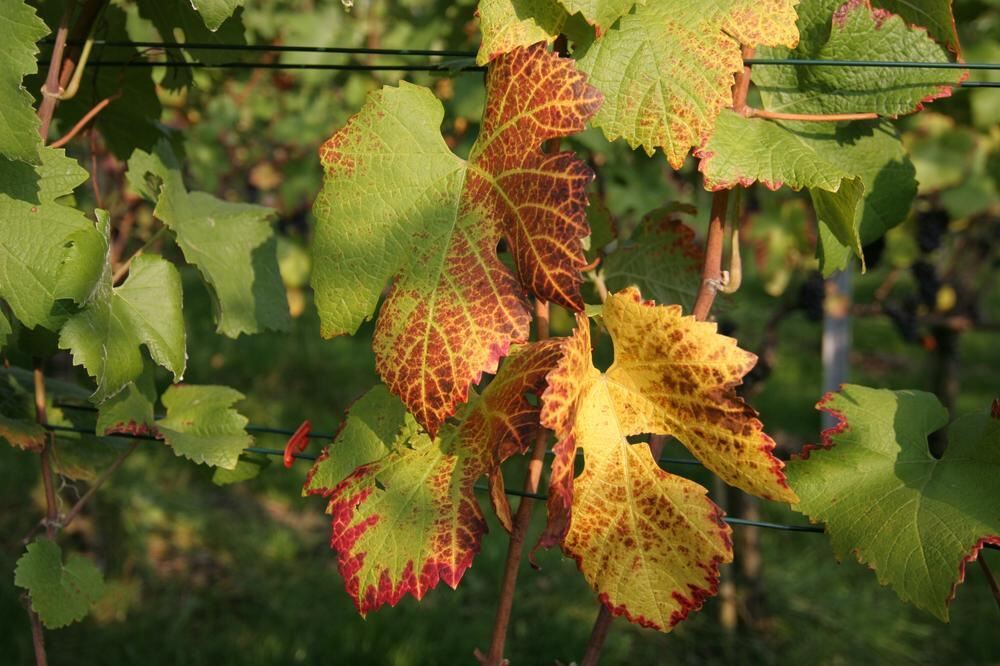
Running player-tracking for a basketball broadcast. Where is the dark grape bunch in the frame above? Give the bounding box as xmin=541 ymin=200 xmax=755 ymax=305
xmin=916 ymin=209 xmax=949 ymax=253
xmin=911 ymin=260 xmax=940 ymax=309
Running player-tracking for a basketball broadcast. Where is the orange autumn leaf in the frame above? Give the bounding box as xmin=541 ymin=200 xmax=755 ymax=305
xmin=311 ymin=44 xmax=602 ymax=436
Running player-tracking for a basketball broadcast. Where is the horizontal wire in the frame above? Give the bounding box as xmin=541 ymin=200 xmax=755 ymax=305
xmin=54 ymin=38 xmax=479 ymax=58
xmin=44 ymin=38 xmax=1000 ymax=70
xmin=39 ymin=423 xmax=819 ymax=533
xmin=36 ymin=422 xmax=1000 ymax=546
xmin=38 ymin=60 xmax=482 ymax=72
xmin=37 ymin=60 xmax=998 ymax=85
xmin=52 ymin=402 xmax=339 ymax=440
xmin=743 ymin=57 xmax=991 ymax=69
xmin=50 ymin=403 xmax=706 ymax=467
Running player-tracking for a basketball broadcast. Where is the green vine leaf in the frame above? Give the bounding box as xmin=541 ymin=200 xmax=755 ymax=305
xmin=156 ymin=385 xmax=253 ymax=469
xmin=0 ymin=310 xmax=10 ymax=351
xmin=95 ymin=365 xmax=158 ymax=437
xmin=128 ymin=142 xmax=290 ymax=338
xmin=556 ymin=0 xmax=642 ymax=34
xmin=602 ymin=209 xmax=703 ymax=311
xmin=15 ymin=539 xmax=105 ymax=629
xmin=136 ymin=0 xmax=247 ymax=88
xmin=59 ymin=212 xmax=186 ymax=403
xmin=190 ymin=0 xmax=247 ymax=31
xmin=0 ymin=148 xmax=105 ymax=331
xmin=874 ymin=0 xmax=961 ymax=54
xmin=303 ymin=385 xmax=406 ymax=496
xmin=305 ymin=340 xmax=561 ymax=614
xmin=699 ymin=113 xmax=916 ymax=274
xmin=575 ymin=0 xmax=800 ymax=168
xmin=213 ymin=452 xmax=271 ymax=485
xmin=312 ymin=44 xmax=601 ymax=436
xmin=753 ymin=0 xmax=965 ymax=118
xmin=787 ymin=385 xmax=1000 ymax=621
xmin=0 ymin=0 xmax=48 ymax=164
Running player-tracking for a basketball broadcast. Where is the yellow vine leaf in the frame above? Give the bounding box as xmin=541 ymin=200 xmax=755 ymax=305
xmin=538 ymin=287 xmax=797 ymax=631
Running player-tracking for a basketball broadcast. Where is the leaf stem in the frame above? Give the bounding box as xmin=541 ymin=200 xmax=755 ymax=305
xmin=112 ymin=226 xmax=168 ymax=285
xmin=33 ymin=360 xmax=57 ymax=540
xmin=59 ymin=442 xmax=138 ymax=532
xmin=30 ymin=359 xmax=56 ymax=666
xmin=36 ymin=5 xmax=74 ymax=141
xmin=26 ymin=596 xmax=48 ymax=666
xmin=49 ymin=94 xmax=119 ymax=149
xmin=481 ymin=299 xmax=550 ymax=666
xmin=979 ymin=556 xmax=1000 ymax=612
xmin=743 ymin=107 xmax=879 ymax=122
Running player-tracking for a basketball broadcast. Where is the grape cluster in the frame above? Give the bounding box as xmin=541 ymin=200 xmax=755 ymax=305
xmin=911 ymin=260 xmax=940 ymax=309
xmin=916 ymin=209 xmax=949 ymax=253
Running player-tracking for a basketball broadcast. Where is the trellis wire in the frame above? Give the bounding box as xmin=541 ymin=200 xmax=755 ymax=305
xmin=39 ymin=421 xmax=830 ymax=535
xmin=52 ymin=402 xmax=705 ymax=467
xmin=47 ymin=39 xmax=1000 ymax=70
xmin=36 ymin=59 xmax=1000 ymax=86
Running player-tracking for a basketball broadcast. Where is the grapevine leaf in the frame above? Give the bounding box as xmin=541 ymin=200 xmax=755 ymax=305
xmin=556 ymin=0 xmax=642 ymax=34
xmin=0 ymin=310 xmax=10 ymax=351
xmin=190 ymin=0 xmax=246 ymax=31
xmin=602 ymin=210 xmax=703 ymax=311
xmin=59 ymin=212 xmax=186 ymax=403
xmin=787 ymin=386 xmax=1000 ymax=621
xmin=476 ymin=0 xmax=567 ymax=65
xmin=0 ymin=148 xmax=105 ymax=330
xmin=156 ymin=385 xmax=253 ymax=469
xmin=0 ymin=414 xmax=45 ymax=451
xmin=753 ymin=0 xmax=964 ymax=118
xmin=0 ymin=0 xmax=48 ymax=163
xmin=128 ymin=142 xmax=290 ymax=338
xmin=874 ymin=0 xmax=961 ymax=54
xmin=575 ymin=0 xmax=799 ymax=168
xmin=306 ymin=341 xmax=561 ymax=614
xmin=303 ymin=385 xmax=407 ymax=497
xmin=312 ymin=44 xmax=601 ymax=435
xmin=538 ymin=288 xmax=796 ymax=631
xmin=699 ymin=113 xmax=916 ymax=275
xmin=136 ymin=0 xmax=247 ymax=88
xmin=0 ymin=366 xmax=129 ymax=478
xmin=96 ymin=365 xmax=158 ymax=437
xmin=213 ymin=452 xmax=271 ymax=485
xmin=15 ymin=539 xmax=105 ymax=629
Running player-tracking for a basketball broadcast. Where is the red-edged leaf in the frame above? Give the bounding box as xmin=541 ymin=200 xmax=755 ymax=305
xmin=312 ymin=44 xmax=602 ymax=436
xmin=306 ymin=341 xmax=562 ymax=614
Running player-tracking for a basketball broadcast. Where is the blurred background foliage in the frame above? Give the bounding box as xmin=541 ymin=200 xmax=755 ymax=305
xmin=2 ymin=0 xmax=998 ymax=663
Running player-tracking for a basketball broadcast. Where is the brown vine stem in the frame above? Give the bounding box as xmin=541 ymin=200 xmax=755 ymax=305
xmin=58 ymin=442 xmax=139 ymax=533
xmin=980 ymin=557 xmax=1000 ymax=611
xmin=49 ymin=94 xmax=119 ymax=149
xmin=112 ymin=226 xmax=168 ymax=285
xmin=583 ymin=45 xmax=758 ymax=666
xmin=743 ymin=107 xmax=879 ymax=122
xmin=29 ymin=359 xmax=57 ymax=666
xmin=36 ymin=5 xmax=74 ymax=141
xmin=480 ymin=299 xmax=550 ymax=666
